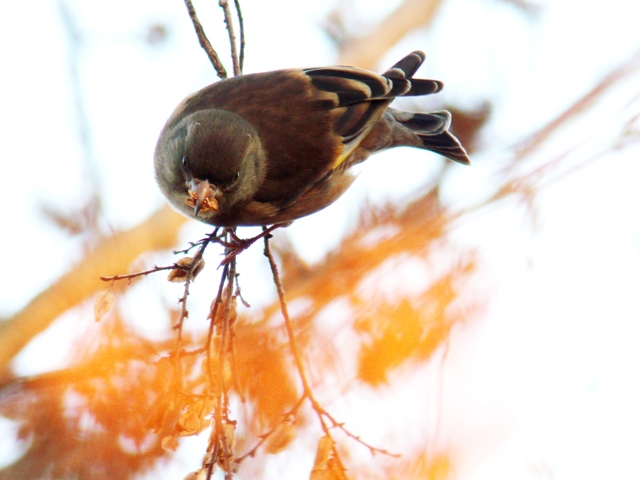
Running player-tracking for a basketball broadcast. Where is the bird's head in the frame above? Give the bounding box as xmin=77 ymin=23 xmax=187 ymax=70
xmin=154 ymin=109 xmax=266 ymax=225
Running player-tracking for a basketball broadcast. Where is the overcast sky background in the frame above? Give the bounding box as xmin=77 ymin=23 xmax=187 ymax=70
xmin=2 ymin=0 xmax=640 ymax=478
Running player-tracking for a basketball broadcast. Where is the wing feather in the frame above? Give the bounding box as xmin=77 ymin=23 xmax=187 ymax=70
xmin=303 ymin=51 xmax=444 ymax=166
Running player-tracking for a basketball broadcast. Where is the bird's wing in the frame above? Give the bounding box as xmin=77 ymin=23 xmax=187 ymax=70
xmin=303 ymin=56 xmax=442 ymax=166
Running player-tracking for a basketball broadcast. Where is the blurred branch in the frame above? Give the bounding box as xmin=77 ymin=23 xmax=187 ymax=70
xmin=264 ymin=186 xmax=450 ymax=316
xmin=475 ymin=46 xmax=640 ymax=223
xmin=337 ymin=0 xmax=445 ymax=69
xmin=0 ymin=206 xmax=187 ymax=376
xmin=57 ymin=0 xmax=103 ymax=226
xmin=5 ymin=30 xmax=630 ymax=425
xmin=500 ymin=0 xmax=542 ymax=16
xmin=516 ymin=47 xmax=640 ymax=159
xmin=5 ymin=2 xmax=640 ymax=477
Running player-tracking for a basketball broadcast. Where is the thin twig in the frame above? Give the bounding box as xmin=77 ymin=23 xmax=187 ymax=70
xmin=235 ymin=395 xmax=306 ymax=464
xmin=204 ymin=260 xmax=229 ymax=479
xmin=233 ymin=0 xmax=245 ymax=72
xmin=57 ymin=0 xmax=103 ymax=224
xmin=206 ymin=263 xmax=230 ymax=389
xmin=219 ymin=0 xmax=240 ymax=76
xmin=217 ymin=224 xmax=281 ymax=265
xmin=203 ymin=229 xmax=242 ymax=479
xmin=183 ymin=0 xmax=228 ymax=79
xmin=174 ymin=236 xmax=212 ymax=338
xmin=262 ymin=232 xmax=346 ymax=472
xmin=262 ymin=233 xmax=313 ymax=396
xmin=218 ymin=249 xmax=237 ymax=474
xmin=174 ymin=229 xmax=221 ymax=255
xmin=323 ymin=412 xmax=400 ymax=458
xmin=263 ymin=231 xmax=399 ymax=464
xmin=170 ymin=235 xmax=214 ymax=417
xmin=99 ymin=264 xmax=187 ymax=282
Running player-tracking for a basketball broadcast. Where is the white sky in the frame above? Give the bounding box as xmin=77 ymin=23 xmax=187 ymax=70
xmin=1 ymin=0 xmax=640 ymax=478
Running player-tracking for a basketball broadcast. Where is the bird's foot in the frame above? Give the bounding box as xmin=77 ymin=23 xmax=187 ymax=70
xmin=218 ymin=225 xmax=282 ymax=266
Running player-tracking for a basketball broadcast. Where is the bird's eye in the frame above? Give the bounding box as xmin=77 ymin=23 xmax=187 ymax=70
xmin=234 ymin=171 xmax=240 ymax=181
xmin=181 ymin=156 xmax=189 ymax=170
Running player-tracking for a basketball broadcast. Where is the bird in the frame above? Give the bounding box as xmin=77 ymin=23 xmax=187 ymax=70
xmin=154 ymin=51 xmax=470 ymax=227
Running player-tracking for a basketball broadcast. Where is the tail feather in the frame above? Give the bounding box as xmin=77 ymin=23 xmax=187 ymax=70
xmin=418 ymin=131 xmax=470 ymax=165
xmin=391 ymin=109 xmax=450 ymax=135
xmin=391 ymin=108 xmax=470 ymax=164
xmin=384 ymin=50 xmax=426 ymax=78
xmin=403 ymin=79 xmax=443 ymax=96
xmin=383 ymin=51 xmax=442 ymax=97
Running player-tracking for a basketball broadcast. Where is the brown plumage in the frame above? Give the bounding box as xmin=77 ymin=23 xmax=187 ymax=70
xmin=154 ymin=51 xmax=470 ymax=227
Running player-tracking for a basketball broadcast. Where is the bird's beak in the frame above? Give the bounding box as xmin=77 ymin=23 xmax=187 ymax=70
xmin=186 ymin=179 xmax=219 ymax=216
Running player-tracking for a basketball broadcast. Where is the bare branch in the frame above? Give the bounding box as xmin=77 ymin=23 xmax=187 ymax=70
xmin=233 ymin=0 xmax=245 ymax=72
xmin=183 ymin=0 xmax=228 ymax=79
xmin=99 ymin=263 xmax=185 ymax=282
xmin=219 ymin=0 xmax=241 ymax=76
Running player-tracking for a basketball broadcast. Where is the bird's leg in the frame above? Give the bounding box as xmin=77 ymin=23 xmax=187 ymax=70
xmin=218 ymin=224 xmax=282 ymax=266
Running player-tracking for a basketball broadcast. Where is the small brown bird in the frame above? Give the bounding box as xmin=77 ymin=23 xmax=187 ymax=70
xmin=154 ymin=51 xmax=470 ymax=227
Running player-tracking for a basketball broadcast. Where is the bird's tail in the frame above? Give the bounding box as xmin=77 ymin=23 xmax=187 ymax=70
xmin=389 ymin=108 xmax=471 ymax=165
